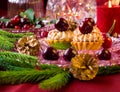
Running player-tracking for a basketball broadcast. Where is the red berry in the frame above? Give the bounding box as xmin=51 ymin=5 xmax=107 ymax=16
xmin=79 ymin=18 xmax=94 ymax=34
xmin=79 ymin=21 xmax=93 ymax=34
xmin=102 ymin=34 xmax=112 ymax=49
xmin=85 ymin=18 xmax=95 ymax=26
xmin=42 ymin=47 xmax=59 ymax=60
xmin=98 ymin=49 xmax=111 ymax=60
xmin=63 ymin=48 xmax=77 ymax=61
xmin=10 ymin=15 xmax=20 ymax=25
xmin=15 ymin=25 xmax=21 ymax=29
xmin=40 ymin=31 xmax=48 ymax=38
xmin=22 ymin=24 xmax=31 ymax=29
xmin=20 ymin=18 xmax=30 ymax=26
xmin=55 ymin=18 xmax=69 ymax=31
xmin=5 ymin=21 xmax=14 ymax=28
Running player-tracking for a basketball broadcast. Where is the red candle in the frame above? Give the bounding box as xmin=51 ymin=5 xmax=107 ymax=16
xmin=97 ymin=5 xmax=120 ymax=34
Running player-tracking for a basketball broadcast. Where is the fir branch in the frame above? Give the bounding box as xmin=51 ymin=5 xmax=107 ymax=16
xmin=0 ymin=35 xmax=16 ymax=43
xmin=0 ymin=51 xmax=38 ymax=66
xmin=97 ymin=65 xmax=120 ymax=75
xmin=39 ymin=64 xmax=61 ymax=70
xmin=0 ymin=36 xmax=14 ymax=50
xmin=39 ymin=71 xmax=71 ymax=90
xmin=0 ymin=57 xmax=34 ymax=69
xmin=0 ymin=29 xmax=33 ymax=38
xmin=0 ymin=69 xmax=63 ymax=85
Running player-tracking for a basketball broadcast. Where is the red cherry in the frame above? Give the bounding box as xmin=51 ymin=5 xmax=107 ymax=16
xmin=10 ymin=15 xmax=20 ymax=25
xmin=85 ymin=18 xmax=95 ymax=26
xmin=98 ymin=49 xmax=111 ymax=60
xmin=40 ymin=31 xmax=48 ymax=38
xmin=22 ymin=24 xmax=31 ymax=29
xmin=79 ymin=21 xmax=93 ymax=34
xmin=55 ymin=18 xmax=69 ymax=31
xmin=102 ymin=34 xmax=112 ymax=49
xmin=15 ymin=25 xmax=21 ymax=29
xmin=5 ymin=21 xmax=14 ymax=28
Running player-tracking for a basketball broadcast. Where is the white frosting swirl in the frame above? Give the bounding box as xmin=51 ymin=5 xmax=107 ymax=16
xmin=47 ymin=29 xmax=73 ymax=41
xmin=72 ymin=26 xmax=103 ymax=42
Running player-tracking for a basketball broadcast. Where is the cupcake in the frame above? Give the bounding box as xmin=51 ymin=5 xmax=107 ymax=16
xmin=46 ymin=18 xmax=77 ymax=50
xmin=71 ymin=18 xmax=103 ymax=50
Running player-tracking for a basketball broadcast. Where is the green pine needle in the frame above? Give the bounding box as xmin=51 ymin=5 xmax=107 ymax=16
xmin=39 ymin=71 xmax=71 ymax=90
xmin=0 ymin=29 xmax=33 ymax=51
xmin=0 ymin=57 xmax=34 ymax=70
xmin=0 ymin=68 xmax=63 ymax=85
xmin=97 ymin=65 xmax=120 ymax=75
xmin=0 ymin=36 xmax=14 ymax=50
xmin=0 ymin=51 xmax=38 ymax=66
xmin=39 ymin=64 xmax=61 ymax=70
xmin=0 ymin=29 xmax=33 ymax=38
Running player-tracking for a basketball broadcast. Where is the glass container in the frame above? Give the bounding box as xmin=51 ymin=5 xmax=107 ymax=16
xmin=8 ymin=0 xmax=44 ymax=18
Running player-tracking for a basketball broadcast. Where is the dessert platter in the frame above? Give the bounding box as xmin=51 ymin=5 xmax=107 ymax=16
xmin=0 ymin=7 xmax=120 ymax=91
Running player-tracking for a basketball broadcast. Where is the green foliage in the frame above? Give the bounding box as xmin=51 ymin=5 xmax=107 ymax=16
xmin=39 ymin=71 xmax=71 ymax=90
xmin=0 ymin=51 xmax=38 ymax=67
xmin=51 ymin=42 xmax=71 ymax=50
xmin=97 ymin=65 xmax=120 ymax=75
xmin=0 ymin=66 xmax=65 ymax=85
xmin=0 ymin=57 xmax=34 ymax=70
xmin=0 ymin=70 xmax=54 ymax=85
xmin=39 ymin=64 xmax=61 ymax=70
xmin=0 ymin=29 xmax=33 ymax=38
xmin=0 ymin=29 xmax=33 ymax=50
xmin=0 ymin=18 xmax=10 ymax=22
xmin=0 ymin=36 xmax=14 ymax=50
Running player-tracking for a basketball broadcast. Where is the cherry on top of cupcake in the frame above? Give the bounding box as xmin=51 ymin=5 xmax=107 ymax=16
xmin=79 ymin=17 xmax=95 ymax=34
xmin=55 ymin=18 xmax=69 ymax=32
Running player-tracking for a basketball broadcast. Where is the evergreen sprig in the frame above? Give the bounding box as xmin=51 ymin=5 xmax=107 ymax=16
xmin=0 ymin=29 xmax=33 ymax=38
xmin=39 ymin=64 xmax=61 ymax=70
xmin=0 ymin=36 xmax=14 ymax=50
xmin=0 ymin=64 xmax=120 ymax=90
xmin=0 ymin=57 xmax=34 ymax=70
xmin=97 ymin=65 xmax=120 ymax=75
xmin=0 ymin=67 xmax=64 ymax=85
xmin=0 ymin=51 xmax=38 ymax=66
xmin=39 ymin=71 xmax=71 ymax=90
xmin=0 ymin=29 xmax=33 ymax=51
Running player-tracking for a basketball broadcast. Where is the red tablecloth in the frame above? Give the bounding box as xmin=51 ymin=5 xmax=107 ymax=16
xmin=0 ymin=73 xmax=120 ymax=92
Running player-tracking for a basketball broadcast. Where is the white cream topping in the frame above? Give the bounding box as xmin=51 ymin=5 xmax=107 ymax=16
xmin=72 ymin=26 xmax=103 ymax=42
xmin=47 ymin=29 xmax=73 ymax=41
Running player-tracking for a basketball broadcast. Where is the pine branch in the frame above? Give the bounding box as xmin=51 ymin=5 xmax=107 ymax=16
xmin=39 ymin=64 xmax=61 ymax=70
xmin=97 ymin=65 xmax=120 ymax=75
xmin=0 ymin=69 xmax=63 ymax=85
xmin=0 ymin=62 xmax=32 ymax=71
xmin=0 ymin=36 xmax=14 ymax=50
xmin=0 ymin=57 xmax=34 ymax=69
xmin=39 ymin=71 xmax=71 ymax=90
xmin=0 ymin=29 xmax=33 ymax=38
xmin=0 ymin=35 xmax=17 ymax=43
xmin=0 ymin=51 xmax=38 ymax=66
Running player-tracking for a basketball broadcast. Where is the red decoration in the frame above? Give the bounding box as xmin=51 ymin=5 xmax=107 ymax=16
xmin=97 ymin=5 xmax=120 ymax=34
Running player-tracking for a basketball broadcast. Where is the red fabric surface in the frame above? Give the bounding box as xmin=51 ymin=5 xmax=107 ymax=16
xmin=0 ymin=73 xmax=120 ymax=92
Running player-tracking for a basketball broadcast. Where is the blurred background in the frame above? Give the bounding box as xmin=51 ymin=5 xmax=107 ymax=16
xmin=0 ymin=0 xmax=107 ymax=17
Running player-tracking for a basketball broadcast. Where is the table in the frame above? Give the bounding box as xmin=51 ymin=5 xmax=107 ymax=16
xmin=0 ymin=0 xmax=120 ymax=92
xmin=0 ymin=73 xmax=120 ymax=92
